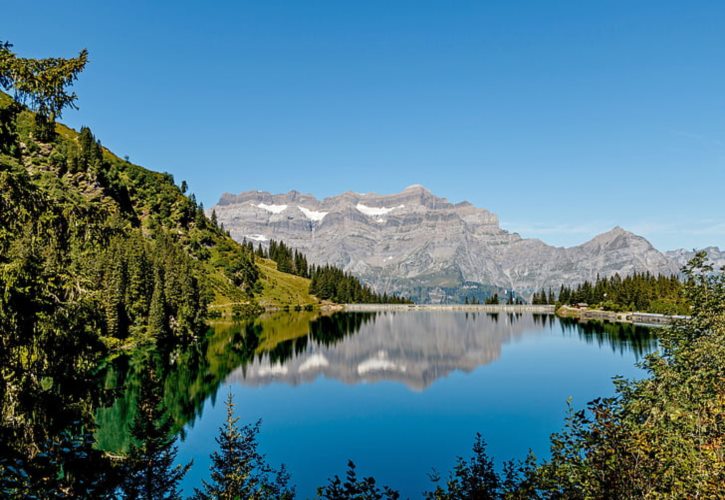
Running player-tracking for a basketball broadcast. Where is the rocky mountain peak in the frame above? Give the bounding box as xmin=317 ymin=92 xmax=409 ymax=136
xmin=213 ymin=187 xmax=680 ymax=303
xmin=585 ymin=226 xmax=644 ymax=248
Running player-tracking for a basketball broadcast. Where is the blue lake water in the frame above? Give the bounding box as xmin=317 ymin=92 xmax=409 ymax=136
xmin=172 ymin=311 xmax=655 ymax=498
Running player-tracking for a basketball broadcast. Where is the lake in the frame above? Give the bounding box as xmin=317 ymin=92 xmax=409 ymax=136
xmin=98 ymin=310 xmax=650 ymax=498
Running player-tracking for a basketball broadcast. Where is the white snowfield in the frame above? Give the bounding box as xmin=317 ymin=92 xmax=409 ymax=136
xmin=255 ymin=202 xmax=288 ymax=214
xmin=298 ymin=206 xmax=328 ymax=222
xmin=355 ymin=203 xmax=405 ymax=217
xmin=245 ymin=234 xmax=269 ymax=242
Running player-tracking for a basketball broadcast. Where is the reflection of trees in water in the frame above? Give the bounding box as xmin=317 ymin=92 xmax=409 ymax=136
xmin=558 ymin=317 xmax=657 ymax=359
xmin=94 ymin=312 xmax=375 ymax=456
xmin=532 ymin=313 xmax=554 ymax=327
xmin=0 ymin=326 xmax=120 ymax=495
xmin=264 ymin=312 xmax=377 ymax=365
xmin=506 ymin=312 xmax=525 ymax=324
xmin=95 ymin=324 xmax=259 ymax=455
xmin=1 ymin=325 xmax=206 ymax=496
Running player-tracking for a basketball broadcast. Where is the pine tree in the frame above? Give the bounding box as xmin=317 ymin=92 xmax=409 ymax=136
xmin=103 ymin=246 xmax=128 ymax=338
xmin=121 ymin=367 xmax=191 ymax=500
xmin=196 ymin=203 xmax=206 ymax=226
xmin=0 ymin=41 xmax=88 ymax=140
xmin=194 ymin=392 xmax=294 ymax=500
xmin=425 ymin=433 xmax=499 ymax=499
xmin=148 ymin=268 xmax=168 ymax=337
xmin=318 ymin=460 xmax=399 ymax=500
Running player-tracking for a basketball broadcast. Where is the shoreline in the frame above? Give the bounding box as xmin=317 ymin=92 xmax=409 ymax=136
xmin=342 ymin=304 xmax=556 ymax=313
xmin=556 ymin=305 xmax=689 ymax=326
xmin=209 ymin=302 xmax=688 ymax=327
xmin=342 ymin=303 xmax=690 ymax=327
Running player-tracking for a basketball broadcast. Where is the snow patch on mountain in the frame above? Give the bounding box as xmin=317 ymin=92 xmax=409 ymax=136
xmin=255 ymin=202 xmax=288 ymax=214
xmin=356 ymin=203 xmax=404 ymax=217
xmin=245 ymin=234 xmax=268 ymax=242
xmin=298 ymin=206 xmax=328 ymax=222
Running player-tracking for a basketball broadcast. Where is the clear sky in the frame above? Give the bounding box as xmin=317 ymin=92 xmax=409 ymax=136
xmin=5 ymin=1 xmax=724 ymax=250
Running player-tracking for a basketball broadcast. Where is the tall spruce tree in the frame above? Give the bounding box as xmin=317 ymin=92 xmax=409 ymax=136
xmin=194 ymin=392 xmax=294 ymax=500
xmin=425 ymin=433 xmax=500 ymax=499
xmin=318 ymin=460 xmax=400 ymax=500
xmin=149 ymin=268 xmax=168 ymax=337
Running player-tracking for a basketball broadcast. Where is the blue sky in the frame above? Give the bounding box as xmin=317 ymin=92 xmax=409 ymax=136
xmin=5 ymin=1 xmax=724 ymax=250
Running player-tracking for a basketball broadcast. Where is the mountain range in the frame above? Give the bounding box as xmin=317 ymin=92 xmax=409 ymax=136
xmin=665 ymin=247 xmax=725 ymax=270
xmin=212 ymin=185 xmax=708 ymax=303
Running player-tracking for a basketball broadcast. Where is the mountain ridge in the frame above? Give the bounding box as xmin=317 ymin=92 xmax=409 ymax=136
xmin=666 ymin=246 xmax=725 ymax=270
xmin=213 ymin=185 xmax=680 ymax=303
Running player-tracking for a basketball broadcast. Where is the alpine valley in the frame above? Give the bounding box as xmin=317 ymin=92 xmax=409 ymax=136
xmin=212 ymin=186 xmax=685 ymax=303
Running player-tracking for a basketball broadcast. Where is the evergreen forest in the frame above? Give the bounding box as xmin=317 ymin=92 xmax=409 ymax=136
xmin=526 ymin=272 xmax=689 ymax=315
xmin=256 ymin=239 xmax=411 ymax=304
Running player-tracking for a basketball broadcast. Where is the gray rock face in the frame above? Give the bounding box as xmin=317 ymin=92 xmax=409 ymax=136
xmin=665 ymin=247 xmax=725 ymax=271
xmin=213 ymin=185 xmax=679 ymax=302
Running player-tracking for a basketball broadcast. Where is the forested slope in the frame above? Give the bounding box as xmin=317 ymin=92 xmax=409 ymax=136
xmin=0 ymin=90 xmax=264 ymax=345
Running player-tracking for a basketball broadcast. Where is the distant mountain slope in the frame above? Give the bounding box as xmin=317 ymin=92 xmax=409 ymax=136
xmin=213 ymin=185 xmax=678 ymax=303
xmin=666 ymin=247 xmax=725 ymax=271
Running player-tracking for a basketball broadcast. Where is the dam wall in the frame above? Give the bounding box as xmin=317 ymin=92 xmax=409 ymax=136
xmin=343 ymin=304 xmax=556 ymax=313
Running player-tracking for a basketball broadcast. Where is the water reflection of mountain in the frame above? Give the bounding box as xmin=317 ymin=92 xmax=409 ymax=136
xmin=231 ymin=311 xmax=562 ymax=391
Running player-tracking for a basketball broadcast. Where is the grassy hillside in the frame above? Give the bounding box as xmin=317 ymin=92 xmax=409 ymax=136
xmin=255 ymin=258 xmax=321 ymax=308
xmin=208 ymin=258 xmax=322 ymax=317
